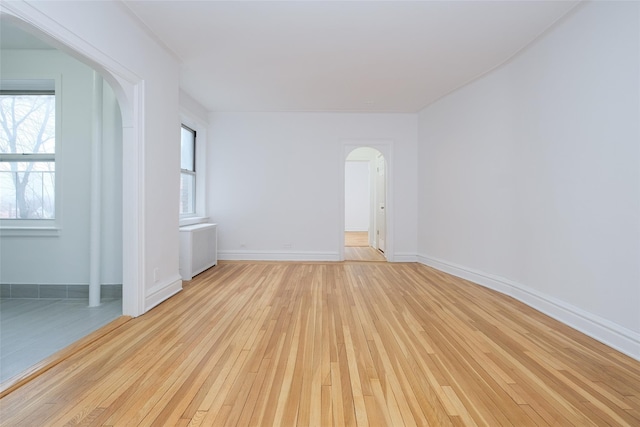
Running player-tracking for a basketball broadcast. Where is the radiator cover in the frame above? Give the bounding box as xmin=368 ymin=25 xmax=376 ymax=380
xmin=179 ymin=223 xmax=218 ymax=280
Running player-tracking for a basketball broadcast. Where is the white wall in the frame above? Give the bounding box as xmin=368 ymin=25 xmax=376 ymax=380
xmin=0 ymin=49 xmax=122 ymax=286
xmin=208 ymin=112 xmax=417 ymax=260
xmin=344 ymin=161 xmax=370 ymax=232
xmin=417 ymin=2 xmax=640 ymax=358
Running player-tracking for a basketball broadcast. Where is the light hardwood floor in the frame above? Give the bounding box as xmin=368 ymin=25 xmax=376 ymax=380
xmin=345 ymin=232 xmax=369 ymax=247
xmin=1 ymin=261 xmax=639 ymax=426
xmin=343 ymin=247 xmax=386 ymax=262
xmin=344 ymin=232 xmax=386 ymax=262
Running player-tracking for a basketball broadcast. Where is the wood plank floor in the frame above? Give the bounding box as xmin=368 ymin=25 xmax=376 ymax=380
xmin=345 ymin=232 xmax=369 ymax=247
xmin=344 ymin=232 xmax=386 ymax=262
xmin=1 ymin=261 xmax=639 ymax=426
xmin=344 ymin=247 xmax=386 ymax=262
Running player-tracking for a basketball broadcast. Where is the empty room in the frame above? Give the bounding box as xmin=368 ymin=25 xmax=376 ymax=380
xmin=0 ymin=1 xmax=638 ymax=426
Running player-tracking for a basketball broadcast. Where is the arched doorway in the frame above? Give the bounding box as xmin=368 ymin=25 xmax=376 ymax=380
xmin=0 ymin=8 xmax=145 ymax=318
xmin=0 ymin=12 xmax=142 ymax=384
xmin=341 ymin=142 xmax=393 ymax=262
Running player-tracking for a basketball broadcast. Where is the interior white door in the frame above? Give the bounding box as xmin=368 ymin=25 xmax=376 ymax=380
xmin=375 ymin=154 xmax=386 ymax=253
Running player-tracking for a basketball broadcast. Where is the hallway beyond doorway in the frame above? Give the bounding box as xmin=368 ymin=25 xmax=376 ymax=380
xmin=345 ymin=231 xmax=368 ymax=247
xmin=344 ymin=231 xmax=386 ymax=262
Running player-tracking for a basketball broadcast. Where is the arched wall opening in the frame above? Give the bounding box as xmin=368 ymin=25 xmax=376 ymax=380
xmin=340 ymin=141 xmax=394 ymax=262
xmin=0 ymin=10 xmax=144 ymax=317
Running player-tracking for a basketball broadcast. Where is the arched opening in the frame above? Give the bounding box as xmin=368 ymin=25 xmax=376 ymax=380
xmin=0 ymin=8 xmax=145 ymax=319
xmin=343 ymin=146 xmax=389 ymax=262
xmin=0 ymin=13 xmax=140 ymax=385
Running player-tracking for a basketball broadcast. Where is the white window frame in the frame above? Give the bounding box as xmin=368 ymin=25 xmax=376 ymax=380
xmin=179 ymin=110 xmax=208 ymax=227
xmin=180 ymin=124 xmax=196 ymax=217
xmin=0 ymin=76 xmax=62 ymax=237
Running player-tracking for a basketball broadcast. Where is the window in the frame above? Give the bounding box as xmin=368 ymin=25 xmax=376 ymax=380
xmin=0 ymin=80 xmax=56 ymax=220
xmin=178 ymin=111 xmax=208 ymax=227
xmin=180 ymin=124 xmax=196 ymax=216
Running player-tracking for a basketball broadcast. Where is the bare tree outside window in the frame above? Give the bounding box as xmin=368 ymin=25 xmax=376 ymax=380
xmin=0 ymin=92 xmax=56 ymax=219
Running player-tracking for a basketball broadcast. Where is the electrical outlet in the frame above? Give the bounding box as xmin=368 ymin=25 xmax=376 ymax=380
xmin=283 ymin=243 xmax=292 ymax=249
xmin=153 ymin=267 xmax=159 ymax=282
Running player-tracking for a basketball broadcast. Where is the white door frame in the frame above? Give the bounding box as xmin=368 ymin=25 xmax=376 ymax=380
xmin=2 ymin=6 xmax=146 ymax=316
xmin=374 ymin=153 xmax=386 ymax=252
xmin=340 ymin=140 xmax=394 ymax=262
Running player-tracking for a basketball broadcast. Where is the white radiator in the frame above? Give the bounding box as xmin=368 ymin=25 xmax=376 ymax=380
xmin=179 ymin=223 xmax=217 ymax=280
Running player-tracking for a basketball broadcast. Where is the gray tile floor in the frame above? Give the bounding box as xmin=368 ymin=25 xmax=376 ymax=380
xmin=0 ymin=298 xmax=122 ymax=383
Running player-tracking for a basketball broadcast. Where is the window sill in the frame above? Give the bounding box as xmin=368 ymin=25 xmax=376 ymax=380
xmin=179 ymin=216 xmax=209 ymax=227
xmin=0 ymin=227 xmax=60 ymax=237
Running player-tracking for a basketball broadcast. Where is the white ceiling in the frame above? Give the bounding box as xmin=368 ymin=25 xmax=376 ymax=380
xmin=122 ymin=0 xmax=579 ymax=113
xmin=2 ymin=1 xmax=581 ymax=113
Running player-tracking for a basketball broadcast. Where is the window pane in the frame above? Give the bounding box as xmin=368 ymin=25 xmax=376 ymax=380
xmin=0 ymin=94 xmax=55 ymax=154
xmin=180 ymin=126 xmax=195 ymax=171
xmin=0 ymin=169 xmax=17 ymax=218
xmin=0 ymin=91 xmax=56 ymax=220
xmin=180 ymin=172 xmax=195 ymax=215
xmin=0 ymin=161 xmax=55 ymax=219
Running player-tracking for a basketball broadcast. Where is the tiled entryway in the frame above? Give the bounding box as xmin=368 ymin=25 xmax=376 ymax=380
xmin=0 ymin=298 xmax=121 ymax=383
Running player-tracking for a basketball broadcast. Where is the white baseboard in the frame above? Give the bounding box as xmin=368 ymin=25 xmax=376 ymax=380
xmin=219 ymin=250 xmax=340 ymax=262
xmin=145 ymin=274 xmax=182 ymax=312
xmin=392 ymin=253 xmax=418 ymax=263
xmin=417 ymin=254 xmax=640 ymax=362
